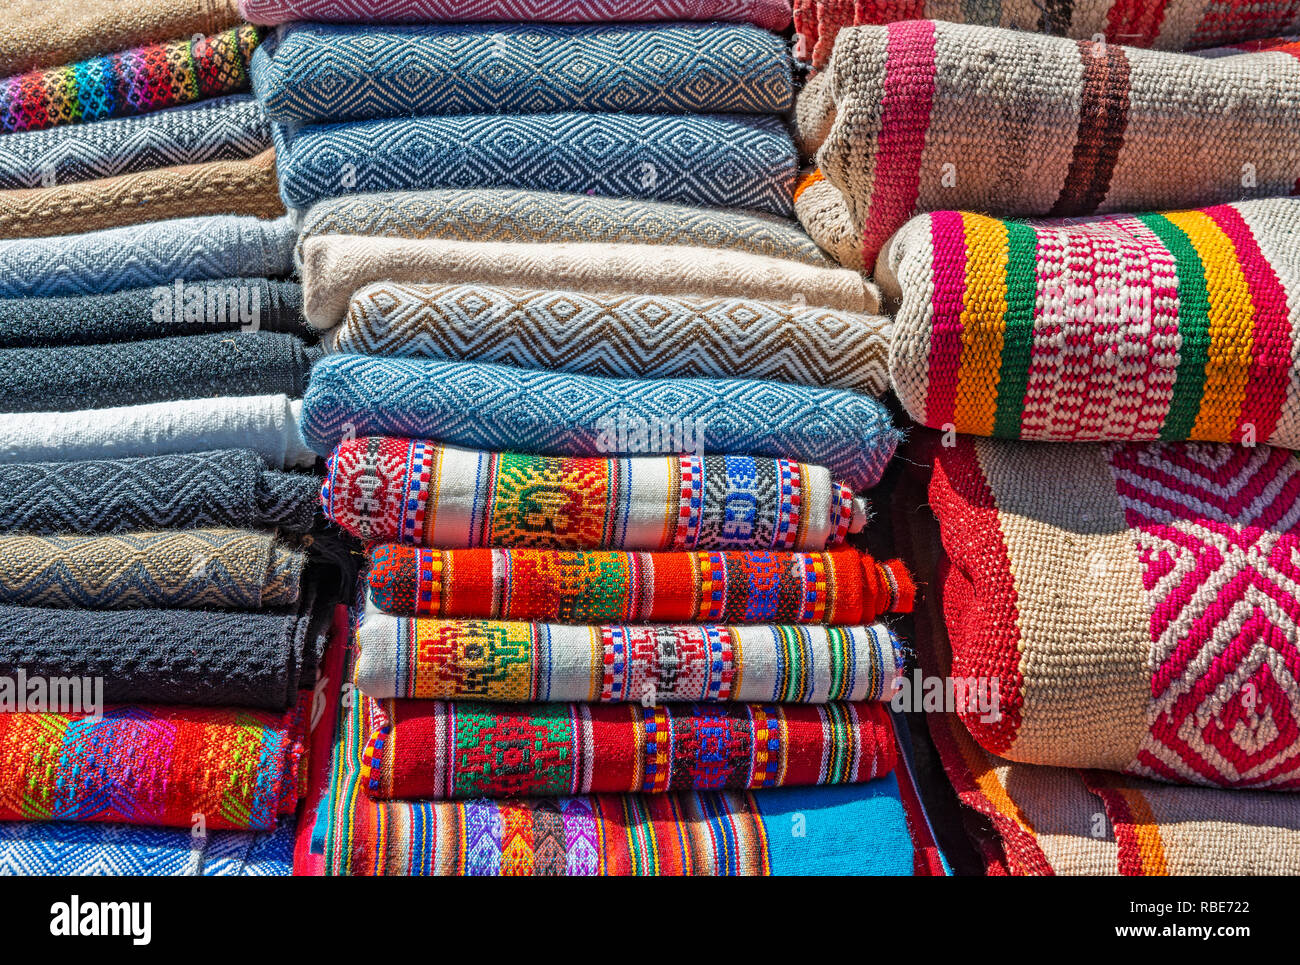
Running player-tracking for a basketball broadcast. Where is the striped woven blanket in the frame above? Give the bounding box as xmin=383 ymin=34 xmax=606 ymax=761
xmin=323 ymin=437 xmax=865 ymax=550
xmin=883 ymin=199 xmax=1300 ymax=447
xmin=253 ymin=23 xmax=792 ymax=124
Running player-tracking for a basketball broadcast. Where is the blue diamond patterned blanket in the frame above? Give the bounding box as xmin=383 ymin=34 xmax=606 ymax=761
xmin=299 ymin=355 xmax=900 ymax=491
xmin=252 ymin=22 xmax=792 ymax=125
xmin=271 ymin=112 xmax=795 ymax=214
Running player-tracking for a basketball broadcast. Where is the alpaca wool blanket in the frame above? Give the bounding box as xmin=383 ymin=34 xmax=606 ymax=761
xmin=0 ymin=700 xmax=306 ymax=830
xmin=0 ymin=395 xmax=314 ymax=468
xmin=0 ymin=26 xmax=260 ymax=135
xmin=361 ymin=700 xmax=895 ymax=799
xmin=882 ymin=199 xmax=1300 ymax=448
xmin=0 ymin=214 xmax=295 ymax=299
xmin=302 ymin=357 xmax=900 ymax=492
xmin=0 ymin=529 xmax=303 ymax=610
xmin=0 ymin=95 xmax=268 ymax=190
xmin=252 ymin=23 xmax=792 ymax=124
xmin=804 ymin=22 xmax=1300 ymax=267
xmin=302 ymin=236 xmax=877 ymax=329
xmin=0 ymin=279 xmax=303 ymax=348
xmin=0 ymin=450 xmax=320 ymax=535
xmin=324 ymin=437 xmax=866 ymax=551
xmin=0 ymin=332 xmax=318 ymax=414
xmin=332 ymin=281 xmax=891 ymax=397
xmin=273 ymin=113 xmax=795 ymax=215
xmin=0 ymin=149 xmax=284 ymax=239
xmin=794 ymin=168 xmax=865 ymax=271
xmin=365 ymin=544 xmax=914 ymax=623
xmin=355 ymin=613 xmax=905 ymax=702
xmin=927 ymin=433 xmax=1300 ymax=790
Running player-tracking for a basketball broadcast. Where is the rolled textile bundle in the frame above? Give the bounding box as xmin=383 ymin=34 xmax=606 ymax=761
xmin=323 ymin=437 xmax=866 ymax=550
xmin=360 ymin=700 xmax=896 ymax=799
xmin=0 ymin=332 xmax=319 ymax=414
xmin=0 ymin=450 xmax=320 ymax=535
xmin=882 ymin=199 xmax=1300 ymax=448
xmin=365 ymin=543 xmax=914 ymax=622
xmin=272 ymin=112 xmax=796 ymax=215
xmin=355 ymin=613 xmax=906 ymax=702
xmin=793 ymin=168 xmax=865 ymax=271
xmin=0 ymin=395 xmax=314 ymax=468
xmin=0 ymin=279 xmax=304 ymax=348
xmin=0 ymin=0 xmax=241 ymax=78
xmin=302 ymin=236 xmax=878 ymax=329
xmin=0 ymin=26 xmax=261 ymax=135
xmin=252 ymin=22 xmax=792 ymax=124
xmin=0 ymin=149 xmax=285 ymax=239
xmin=0 ymin=214 xmax=295 ymax=299
xmin=0 ymin=529 xmax=304 ymax=610
xmin=0 ymin=95 xmax=269 ymax=190
xmin=0 ymin=700 xmax=307 ymax=830
xmin=296 ymin=188 xmax=834 ymax=267
xmin=332 ymin=281 xmax=891 ymax=396
xmin=806 ymin=22 xmax=1300 ymax=267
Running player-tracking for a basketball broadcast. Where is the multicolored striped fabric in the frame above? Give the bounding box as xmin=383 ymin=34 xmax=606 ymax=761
xmin=883 ymin=200 xmax=1300 ymax=446
xmin=365 ymin=544 xmax=914 ymax=622
xmin=360 ymin=700 xmax=895 ymax=799
xmin=354 ymin=613 xmax=906 ymax=702
xmin=322 ymin=437 xmax=866 ymax=551
xmin=0 ymin=26 xmax=260 ymax=134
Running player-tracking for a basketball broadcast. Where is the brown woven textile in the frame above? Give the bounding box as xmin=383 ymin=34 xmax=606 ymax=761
xmin=0 ymin=0 xmax=241 ymax=78
xmin=0 ymin=149 xmax=283 ymax=239
xmin=792 ymin=168 xmax=864 ymax=271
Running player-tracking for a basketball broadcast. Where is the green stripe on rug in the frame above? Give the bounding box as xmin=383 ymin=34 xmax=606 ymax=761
xmin=991 ymin=220 xmax=1038 ymax=438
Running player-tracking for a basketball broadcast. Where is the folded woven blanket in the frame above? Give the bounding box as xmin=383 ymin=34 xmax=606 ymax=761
xmin=0 ymin=700 xmax=306 ymax=830
xmin=0 ymin=149 xmax=284 ymax=239
xmin=365 ymin=544 xmax=914 ymax=622
xmin=302 ymin=236 xmax=877 ymax=329
xmin=794 ymin=168 xmax=865 ymax=271
xmin=332 ymin=282 xmax=891 ymax=396
xmin=324 ymin=437 xmax=865 ymax=550
xmin=0 ymin=529 xmax=303 ymax=610
xmin=0 ymin=26 xmax=260 ymax=135
xmin=0 ymin=332 xmax=319 ymax=414
xmin=0 ymin=449 xmax=320 ymax=535
xmin=0 ymin=395 xmax=314 ymax=468
xmin=883 ymin=200 xmax=1300 ymax=447
xmin=928 ymin=434 xmax=1300 ymax=790
xmin=0 ymin=0 xmax=241 ymax=78
xmin=805 ymin=22 xmax=1300 ymax=267
xmin=0 ymin=95 xmax=269 ymax=190
xmin=253 ymin=22 xmax=792 ymax=124
xmin=0 ymin=279 xmax=303 ymax=348
xmin=240 ymin=0 xmax=793 ymax=30
xmin=361 ymin=700 xmax=895 ymax=799
xmin=356 ymin=612 xmax=905 ymax=702
xmin=0 ymin=214 xmax=295 ymax=299
xmin=273 ymin=113 xmax=795 ymax=215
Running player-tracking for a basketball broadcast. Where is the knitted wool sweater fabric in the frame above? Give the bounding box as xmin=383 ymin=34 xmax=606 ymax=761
xmin=0 ymin=214 xmax=295 ymax=298
xmin=0 ymin=450 xmax=320 ymax=535
xmin=0 ymin=332 xmax=318 ymax=414
xmin=0 ymin=395 xmax=315 ymax=469
xmin=272 ymin=112 xmax=796 ymax=215
xmin=0 ymin=149 xmax=284 ymax=239
xmin=805 ymin=22 xmax=1300 ymax=267
xmin=301 ymin=356 xmax=901 ymax=492
xmin=881 ymin=199 xmax=1300 ymax=448
xmin=252 ymin=22 xmax=793 ymax=124
xmin=331 ymin=281 xmax=891 ymax=396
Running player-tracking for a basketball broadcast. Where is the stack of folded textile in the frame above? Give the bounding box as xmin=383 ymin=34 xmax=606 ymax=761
xmin=0 ymin=1 xmax=338 ymax=877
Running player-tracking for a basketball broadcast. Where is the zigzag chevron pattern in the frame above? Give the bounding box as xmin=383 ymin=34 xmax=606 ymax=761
xmin=296 ymin=187 xmax=832 ymax=266
xmin=0 ymin=96 xmax=269 ymax=190
xmin=1110 ymin=443 xmax=1300 ymax=789
xmin=273 ymin=112 xmax=795 ymax=214
xmin=300 ymin=355 xmax=900 ymax=491
xmin=331 ymin=281 xmax=891 ymax=395
xmin=253 ymin=22 xmax=792 ymax=123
